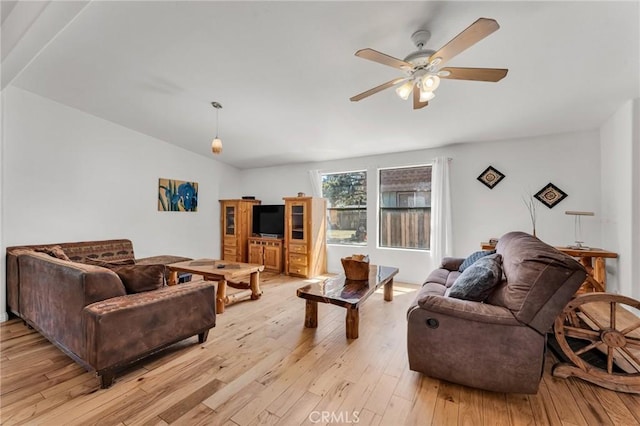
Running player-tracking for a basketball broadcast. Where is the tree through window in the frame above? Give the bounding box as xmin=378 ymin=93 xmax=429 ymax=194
xmin=322 ymin=171 xmax=367 ymax=245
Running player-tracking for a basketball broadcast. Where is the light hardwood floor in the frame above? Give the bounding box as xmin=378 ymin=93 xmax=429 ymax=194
xmin=1 ymin=273 xmax=639 ymax=425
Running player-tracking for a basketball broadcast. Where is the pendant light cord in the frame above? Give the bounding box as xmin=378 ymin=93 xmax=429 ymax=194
xmin=215 ymin=107 xmax=220 ymax=138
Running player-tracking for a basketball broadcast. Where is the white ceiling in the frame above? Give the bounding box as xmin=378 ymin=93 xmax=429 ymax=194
xmin=5 ymin=1 xmax=639 ymax=169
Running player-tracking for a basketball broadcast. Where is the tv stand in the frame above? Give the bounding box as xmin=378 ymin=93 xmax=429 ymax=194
xmin=248 ymin=237 xmax=284 ymax=273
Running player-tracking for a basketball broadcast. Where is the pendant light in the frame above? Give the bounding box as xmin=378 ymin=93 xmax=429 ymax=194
xmin=211 ymin=101 xmax=223 ymax=154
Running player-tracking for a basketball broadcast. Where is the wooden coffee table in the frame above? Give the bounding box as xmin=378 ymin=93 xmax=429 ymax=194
xmin=167 ymin=259 xmax=264 ymax=314
xmin=296 ymin=265 xmax=399 ymax=339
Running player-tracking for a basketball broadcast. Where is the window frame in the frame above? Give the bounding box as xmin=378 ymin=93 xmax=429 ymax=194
xmin=321 ymin=169 xmax=368 ymax=247
xmin=377 ymin=163 xmax=432 ymax=252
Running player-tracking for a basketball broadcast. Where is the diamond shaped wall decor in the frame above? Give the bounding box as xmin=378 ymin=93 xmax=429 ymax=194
xmin=534 ymin=183 xmax=568 ymax=208
xmin=477 ymin=166 xmax=505 ymax=189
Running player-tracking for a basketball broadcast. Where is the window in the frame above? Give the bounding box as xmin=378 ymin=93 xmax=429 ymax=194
xmin=379 ymin=165 xmax=431 ymax=250
xmin=322 ymin=171 xmax=367 ymax=245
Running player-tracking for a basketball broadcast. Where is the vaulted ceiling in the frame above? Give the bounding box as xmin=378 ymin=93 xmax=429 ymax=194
xmin=3 ymin=1 xmax=639 ymax=169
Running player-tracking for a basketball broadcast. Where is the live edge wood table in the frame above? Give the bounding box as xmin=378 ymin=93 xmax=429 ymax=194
xmin=167 ymin=259 xmax=264 ymax=314
xmin=481 ymin=242 xmax=618 ymax=293
xmin=297 ymin=265 xmax=399 ymax=339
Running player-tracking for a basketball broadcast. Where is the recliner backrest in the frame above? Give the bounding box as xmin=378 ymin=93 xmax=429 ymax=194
xmin=489 ymin=232 xmax=586 ymax=333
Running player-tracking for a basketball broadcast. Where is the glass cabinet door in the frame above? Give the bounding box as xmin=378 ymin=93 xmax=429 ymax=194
xmin=291 ymin=204 xmax=305 ymax=240
xmin=225 ymin=205 xmax=236 ymax=236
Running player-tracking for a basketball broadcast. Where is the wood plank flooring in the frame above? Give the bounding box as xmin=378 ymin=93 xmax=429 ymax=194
xmin=1 ymin=273 xmax=639 ymax=425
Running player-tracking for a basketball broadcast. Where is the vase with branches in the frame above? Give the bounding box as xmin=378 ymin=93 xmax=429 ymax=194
xmin=522 ymin=193 xmax=537 ymax=237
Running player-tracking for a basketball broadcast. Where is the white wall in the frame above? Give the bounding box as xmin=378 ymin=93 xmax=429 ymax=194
xmin=1 ymin=89 xmax=6 ymax=321
xmin=600 ymin=98 xmax=640 ymax=298
xmin=1 ymin=87 xmax=240 ymax=320
xmin=239 ymin=130 xmax=601 ymax=284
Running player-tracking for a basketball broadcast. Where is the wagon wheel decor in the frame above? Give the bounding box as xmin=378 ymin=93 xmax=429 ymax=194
xmin=552 ymin=293 xmax=640 ymax=394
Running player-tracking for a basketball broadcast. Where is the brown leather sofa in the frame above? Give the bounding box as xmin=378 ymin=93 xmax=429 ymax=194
xmin=407 ymin=231 xmax=586 ymax=394
xmin=6 ymin=239 xmax=216 ymax=388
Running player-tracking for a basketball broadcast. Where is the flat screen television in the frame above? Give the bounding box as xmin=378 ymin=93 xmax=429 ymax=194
xmin=252 ymin=204 xmax=285 ymax=237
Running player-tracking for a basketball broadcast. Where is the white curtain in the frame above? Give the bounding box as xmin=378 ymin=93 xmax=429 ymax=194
xmin=430 ymin=157 xmax=453 ymax=262
xmin=308 ymin=169 xmax=323 ymax=197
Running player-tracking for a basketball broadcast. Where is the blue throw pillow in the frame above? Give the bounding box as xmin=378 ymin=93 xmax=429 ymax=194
xmin=448 ymin=253 xmax=503 ymax=301
xmin=458 ymin=249 xmax=496 ymax=272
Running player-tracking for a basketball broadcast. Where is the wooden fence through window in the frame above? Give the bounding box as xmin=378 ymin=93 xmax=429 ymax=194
xmin=327 ymin=207 xmax=430 ymax=248
xmin=380 ymin=208 xmax=431 ymax=249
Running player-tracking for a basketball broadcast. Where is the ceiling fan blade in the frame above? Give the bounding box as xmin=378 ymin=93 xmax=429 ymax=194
xmin=429 ymin=18 xmax=500 ymax=66
xmin=355 ymin=48 xmax=413 ymax=71
xmin=440 ymin=67 xmax=508 ymax=82
xmin=350 ymin=77 xmax=408 ymax=102
xmin=413 ymin=85 xmax=428 ymax=110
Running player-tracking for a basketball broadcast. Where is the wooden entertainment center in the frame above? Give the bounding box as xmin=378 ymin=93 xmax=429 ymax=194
xmin=283 ymin=196 xmax=326 ymax=278
xmin=219 ymin=199 xmax=260 ymax=263
xmin=248 ymin=237 xmax=284 ymax=273
xmin=219 ymin=196 xmax=326 ymax=278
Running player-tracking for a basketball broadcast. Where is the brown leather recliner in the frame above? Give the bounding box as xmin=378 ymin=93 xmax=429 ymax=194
xmin=407 ymin=231 xmax=586 ymax=394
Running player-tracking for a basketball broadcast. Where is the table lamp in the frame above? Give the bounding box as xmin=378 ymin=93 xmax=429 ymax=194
xmin=565 ymin=211 xmax=594 ymax=249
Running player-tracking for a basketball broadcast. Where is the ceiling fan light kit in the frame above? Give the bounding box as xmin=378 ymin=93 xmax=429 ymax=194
xmin=350 ymin=18 xmax=508 ymax=110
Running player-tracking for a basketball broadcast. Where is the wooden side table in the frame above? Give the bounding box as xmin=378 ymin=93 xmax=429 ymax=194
xmin=481 ymin=242 xmax=618 ymax=293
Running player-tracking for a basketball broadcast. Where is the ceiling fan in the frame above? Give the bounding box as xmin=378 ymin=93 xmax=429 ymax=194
xmin=350 ymin=18 xmax=508 ymax=110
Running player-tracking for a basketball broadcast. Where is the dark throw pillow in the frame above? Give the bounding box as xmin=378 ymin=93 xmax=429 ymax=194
xmin=95 ymin=263 xmax=165 ymax=294
xmin=35 ymin=245 xmax=71 ymax=261
xmin=448 ymin=253 xmax=503 ymax=302
xmin=458 ymin=249 xmax=496 ymax=272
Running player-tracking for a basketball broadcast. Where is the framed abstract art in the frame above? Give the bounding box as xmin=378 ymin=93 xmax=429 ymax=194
xmin=158 ymin=178 xmax=198 ymax=212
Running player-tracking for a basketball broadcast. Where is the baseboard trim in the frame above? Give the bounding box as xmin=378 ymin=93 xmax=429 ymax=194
xmin=0 ymin=312 xmax=9 ymax=323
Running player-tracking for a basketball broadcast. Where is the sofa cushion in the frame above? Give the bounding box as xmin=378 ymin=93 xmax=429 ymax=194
xmin=10 ymin=245 xmax=72 ymax=261
xmin=459 ymin=250 xmax=496 ymax=272
xmin=448 ymin=253 xmax=503 ymax=301
xmin=83 ymin=257 xmax=136 ymax=267
xmin=99 ymin=264 xmax=166 ymax=294
xmin=136 ymin=255 xmax=192 ymax=265
xmin=440 ymin=257 xmax=465 ymax=271
xmin=34 ymin=245 xmax=72 ymax=261
xmin=423 ymin=268 xmax=450 ymax=287
xmin=61 ymin=239 xmax=135 ymax=263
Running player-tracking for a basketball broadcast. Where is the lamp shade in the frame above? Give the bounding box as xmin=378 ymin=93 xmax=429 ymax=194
xmin=422 ymin=75 xmax=440 ymax=92
xmin=395 ymin=81 xmax=414 ymax=100
xmin=211 ymin=137 xmax=222 ymax=154
xmin=419 ymin=89 xmax=435 ymax=102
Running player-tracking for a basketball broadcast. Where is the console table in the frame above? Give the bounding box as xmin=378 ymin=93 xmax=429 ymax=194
xmin=481 ymin=242 xmax=618 ymax=293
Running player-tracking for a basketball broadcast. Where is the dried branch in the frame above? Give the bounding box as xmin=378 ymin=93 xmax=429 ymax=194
xmin=522 ymin=193 xmax=537 ymax=235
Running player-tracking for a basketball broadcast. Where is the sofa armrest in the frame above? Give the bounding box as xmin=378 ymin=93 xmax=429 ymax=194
xmin=409 ymin=291 xmax=520 ymax=326
xmin=18 ymin=252 xmax=127 ymax=359
xmin=440 ymin=257 xmax=464 ymax=271
xmin=83 ymin=280 xmax=216 ymax=372
xmin=136 ymin=255 xmax=192 ymax=265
